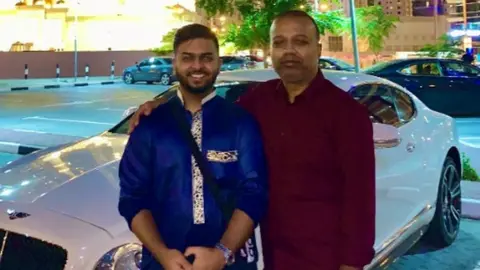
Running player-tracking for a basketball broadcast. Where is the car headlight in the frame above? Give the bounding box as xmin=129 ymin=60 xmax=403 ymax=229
xmin=94 ymin=243 xmax=142 ymax=270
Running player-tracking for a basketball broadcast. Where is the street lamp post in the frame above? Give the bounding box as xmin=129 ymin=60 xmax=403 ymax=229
xmin=348 ymin=0 xmax=361 ymax=72
xmin=314 ymin=0 xmax=319 ymax=11
xmin=73 ymin=0 xmax=79 ymax=82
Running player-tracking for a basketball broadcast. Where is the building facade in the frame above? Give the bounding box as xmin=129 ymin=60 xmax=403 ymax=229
xmin=0 ymin=0 xmax=199 ymax=52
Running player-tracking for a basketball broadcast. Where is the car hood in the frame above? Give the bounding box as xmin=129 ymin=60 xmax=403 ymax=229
xmin=0 ymin=133 xmax=128 ymax=236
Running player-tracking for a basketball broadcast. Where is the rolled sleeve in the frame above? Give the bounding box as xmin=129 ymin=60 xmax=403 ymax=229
xmin=335 ymin=102 xmax=376 ymax=267
xmin=118 ymin=122 xmax=154 ymax=230
xmin=235 ymin=113 xmax=268 ymax=226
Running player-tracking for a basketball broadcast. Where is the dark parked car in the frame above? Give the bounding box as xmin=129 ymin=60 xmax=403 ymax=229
xmin=365 ymin=58 xmax=480 ymax=117
xmin=123 ymin=57 xmax=175 ymax=85
xmin=319 ymin=57 xmax=355 ymax=72
xmin=220 ymin=56 xmax=248 ymax=71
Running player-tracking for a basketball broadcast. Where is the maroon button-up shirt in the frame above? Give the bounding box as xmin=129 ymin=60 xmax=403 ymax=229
xmin=237 ymin=71 xmax=375 ymax=270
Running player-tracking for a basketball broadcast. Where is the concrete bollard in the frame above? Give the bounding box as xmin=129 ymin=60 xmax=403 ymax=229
xmin=110 ymin=60 xmax=115 ymax=80
xmin=24 ymin=64 xmax=28 ymax=79
xmin=56 ymin=64 xmax=60 ymax=82
xmin=85 ymin=64 xmax=90 ymax=81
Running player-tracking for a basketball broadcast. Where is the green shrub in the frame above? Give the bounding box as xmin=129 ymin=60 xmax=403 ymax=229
xmin=462 ymin=153 xmax=480 ymax=182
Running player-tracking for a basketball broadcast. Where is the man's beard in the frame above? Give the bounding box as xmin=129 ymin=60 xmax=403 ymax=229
xmin=175 ymin=68 xmax=219 ymax=95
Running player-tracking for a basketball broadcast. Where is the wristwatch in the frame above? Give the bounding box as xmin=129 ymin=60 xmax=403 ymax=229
xmin=215 ymin=243 xmax=235 ymax=266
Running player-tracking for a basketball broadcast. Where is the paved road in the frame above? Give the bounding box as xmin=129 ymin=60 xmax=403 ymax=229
xmin=391 ymin=219 xmax=480 ymax=270
xmin=0 ymin=83 xmax=169 ymax=140
xmin=0 ymin=153 xmax=19 ymax=168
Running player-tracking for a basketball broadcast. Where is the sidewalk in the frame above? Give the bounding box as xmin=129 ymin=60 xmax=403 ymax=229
xmin=461 ymin=181 xmax=480 ymax=220
xmin=0 ymin=76 xmax=123 ymax=92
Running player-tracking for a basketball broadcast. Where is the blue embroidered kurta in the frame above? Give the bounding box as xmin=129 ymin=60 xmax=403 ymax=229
xmin=118 ymin=93 xmax=268 ymax=269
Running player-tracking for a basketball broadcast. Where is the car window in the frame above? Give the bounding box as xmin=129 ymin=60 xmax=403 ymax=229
xmin=319 ymin=59 xmax=336 ymax=69
xmin=162 ymin=58 xmax=173 ymax=65
xmin=399 ymin=62 xmax=442 ymax=76
xmin=349 ymin=83 xmax=402 ymax=127
xmin=442 ymin=61 xmax=480 ymax=77
xmin=386 ymin=85 xmax=415 ymax=124
xmin=154 ymin=59 xmax=163 ymax=65
xmin=138 ymin=59 xmax=149 ymax=66
xmin=110 ymin=82 xmax=256 ymax=135
xmin=330 ymin=58 xmax=354 ymax=69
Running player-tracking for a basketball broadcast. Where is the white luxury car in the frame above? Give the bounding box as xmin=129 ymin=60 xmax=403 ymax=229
xmin=0 ymin=69 xmax=462 ymax=270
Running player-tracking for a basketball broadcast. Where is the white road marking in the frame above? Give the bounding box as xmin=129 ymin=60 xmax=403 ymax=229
xmin=41 ymin=99 xmax=110 ymax=107
xmin=12 ymin=129 xmax=47 ymax=134
xmin=97 ymin=108 xmax=125 ymax=112
xmin=22 ymin=116 xmax=115 ymax=126
xmin=41 ymin=96 xmax=140 ymax=108
xmin=462 ymin=198 xmax=480 ymax=204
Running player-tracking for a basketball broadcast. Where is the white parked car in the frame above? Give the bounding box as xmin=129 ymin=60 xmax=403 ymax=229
xmin=0 ymin=69 xmax=462 ymax=270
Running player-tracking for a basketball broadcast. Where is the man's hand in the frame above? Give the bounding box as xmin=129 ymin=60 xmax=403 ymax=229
xmin=158 ymin=249 xmax=193 ymax=270
xmin=339 ymin=265 xmax=361 ymax=270
xmin=128 ymin=100 xmax=158 ymax=134
xmin=184 ymin=247 xmax=226 ymax=270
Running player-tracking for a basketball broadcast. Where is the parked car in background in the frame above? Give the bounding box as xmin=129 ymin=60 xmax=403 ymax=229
xmin=319 ymin=56 xmax=356 ymax=72
xmin=365 ymin=58 xmax=480 ymax=117
xmin=220 ymin=56 xmax=248 ymax=71
xmin=0 ymin=69 xmax=462 ymax=270
xmin=123 ymin=57 xmax=175 ymax=85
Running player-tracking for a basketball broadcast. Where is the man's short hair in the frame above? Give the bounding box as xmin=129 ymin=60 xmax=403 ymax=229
xmin=173 ymin=23 xmax=219 ymax=53
xmin=273 ymin=10 xmax=320 ymax=40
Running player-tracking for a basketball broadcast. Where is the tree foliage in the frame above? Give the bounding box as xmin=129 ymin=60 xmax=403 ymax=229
xmin=417 ymin=34 xmax=464 ymax=58
xmin=152 ymin=29 xmax=177 ymax=56
xmin=223 ymin=0 xmax=310 ymax=52
xmin=346 ymin=6 xmax=399 ymax=55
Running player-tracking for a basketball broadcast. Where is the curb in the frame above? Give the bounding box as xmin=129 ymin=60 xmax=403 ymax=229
xmin=461 ymin=197 xmax=480 ymax=220
xmin=0 ymin=142 xmax=43 ymax=155
xmin=1 ymin=80 xmax=122 ymax=92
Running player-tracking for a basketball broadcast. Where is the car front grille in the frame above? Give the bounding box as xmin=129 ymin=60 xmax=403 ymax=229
xmin=0 ymin=229 xmax=68 ymax=270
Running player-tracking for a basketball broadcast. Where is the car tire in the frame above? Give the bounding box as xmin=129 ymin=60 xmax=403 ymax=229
xmin=424 ymin=156 xmax=462 ymax=248
xmin=123 ymin=72 xmax=135 ymax=84
xmin=160 ymin=73 xmax=171 ymax=85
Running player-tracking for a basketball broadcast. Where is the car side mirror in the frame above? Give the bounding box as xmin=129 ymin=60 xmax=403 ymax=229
xmin=373 ymin=123 xmax=401 ymax=148
xmin=123 ymin=106 xmax=138 ymax=117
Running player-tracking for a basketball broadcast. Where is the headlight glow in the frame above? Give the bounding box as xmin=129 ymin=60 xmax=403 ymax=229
xmin=94 ymin=243 xmax=142 ymax=270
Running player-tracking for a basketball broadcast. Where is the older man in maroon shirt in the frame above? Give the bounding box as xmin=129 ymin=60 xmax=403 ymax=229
xmin=128 ymin=10 xmax=375 ymax=270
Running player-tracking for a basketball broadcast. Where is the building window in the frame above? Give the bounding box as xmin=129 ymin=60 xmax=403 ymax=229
xmin=328 ymin=36 xmax=343 ymax=52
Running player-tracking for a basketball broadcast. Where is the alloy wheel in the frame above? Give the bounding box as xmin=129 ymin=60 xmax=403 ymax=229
xmin=124 ymin=73 xmax=133 ymax=84
xmin=441 ymin=163 xmax=461 ymax=238
xmin=160 ymin=74 xmax=170 ymax=85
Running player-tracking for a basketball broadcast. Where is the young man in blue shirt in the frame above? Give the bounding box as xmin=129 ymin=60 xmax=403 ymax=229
xmin=118 ymin=24 xmax=268 ymax=270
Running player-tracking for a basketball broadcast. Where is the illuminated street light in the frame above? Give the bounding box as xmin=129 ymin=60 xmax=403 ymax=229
xmin=299 ymin=5 xmax=305 ymax=9
xmin=320 ymin=4 xmax=328 ymax=11
xmin=212 ymin=27 xmax=218 ymax=32
xmin=220 ymin=16 xmax=226 ymax=22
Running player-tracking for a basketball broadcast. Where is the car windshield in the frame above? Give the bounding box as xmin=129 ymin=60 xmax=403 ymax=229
xmin=109 ymin=80 xmax=257 ymax=135
xmin=162 ymin=58 xmax=172 ymax=64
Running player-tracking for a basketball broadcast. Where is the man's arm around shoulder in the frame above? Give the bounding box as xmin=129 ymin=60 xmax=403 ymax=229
xmin=334 ymin=99 xmax=376 ymax=269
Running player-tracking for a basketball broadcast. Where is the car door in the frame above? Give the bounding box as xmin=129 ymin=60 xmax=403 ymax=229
xmin=394 ymin=60 xmax=456 ymax=115
xmin=439 ymin=60 xmax=480 ymax=116
xmin=132 ymin=59 xmax=148 ymax=81
xmin=350 ymin=83 xmax=427 ymax=248
xmin=134 ymin=59 xmax=151 ymax=81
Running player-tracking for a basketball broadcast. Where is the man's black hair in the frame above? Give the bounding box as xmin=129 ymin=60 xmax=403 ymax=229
xmin=173 ymin=23 xmax=219 ymax=53
xmin=273 ymin=10 xmax=320 ymax=40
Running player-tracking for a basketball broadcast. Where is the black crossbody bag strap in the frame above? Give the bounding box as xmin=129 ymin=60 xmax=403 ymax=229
xmin=169 ymin=103 xmax=235 ymax=220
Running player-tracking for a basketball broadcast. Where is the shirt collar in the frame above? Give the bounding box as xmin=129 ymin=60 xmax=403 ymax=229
xmin=176 ymin=88 xmax=217 ymax=106
xmin=276 ymin=69 xmax=326 ymax=103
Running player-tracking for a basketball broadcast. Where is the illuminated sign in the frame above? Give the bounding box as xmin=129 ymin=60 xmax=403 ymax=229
xmin=449 ymin=29 xmax=480 ymax=37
